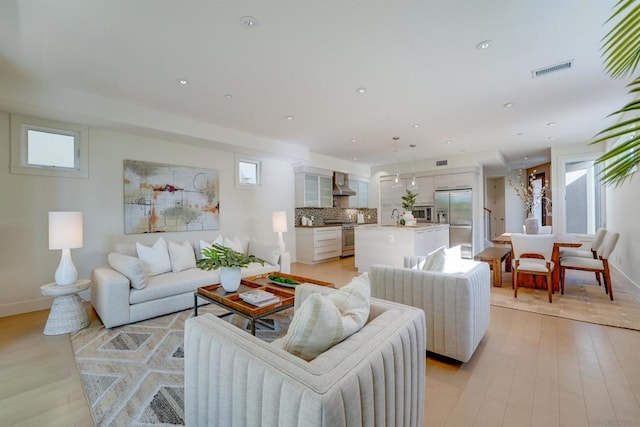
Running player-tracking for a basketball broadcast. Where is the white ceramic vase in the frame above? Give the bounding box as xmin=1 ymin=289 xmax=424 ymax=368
xmin=524 ymin=214 xmax=540 ymax=235
xmin=220 ymin=266 xmax=242 ymax=292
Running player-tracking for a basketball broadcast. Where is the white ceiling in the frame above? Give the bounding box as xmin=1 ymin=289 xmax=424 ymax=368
xmin=0 ymin=1 xmax=633 ymax=170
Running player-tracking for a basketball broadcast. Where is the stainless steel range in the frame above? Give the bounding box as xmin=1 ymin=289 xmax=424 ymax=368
xmin=324 ymin=219 xmax=355 ymax=257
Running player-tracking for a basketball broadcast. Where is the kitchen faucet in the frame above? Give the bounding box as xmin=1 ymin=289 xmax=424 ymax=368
xmin=391 ymin=208 xmax=399 ymax=225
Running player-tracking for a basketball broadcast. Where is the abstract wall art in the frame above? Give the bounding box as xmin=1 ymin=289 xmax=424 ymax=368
xmin=123 ymin=160 xmax=220 ymax=234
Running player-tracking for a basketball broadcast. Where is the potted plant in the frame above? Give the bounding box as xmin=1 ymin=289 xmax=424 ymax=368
xmin=197 ymin=244 xmax=264 ymax=292
xmin=401 ymin=189 xmax=419 ymax=225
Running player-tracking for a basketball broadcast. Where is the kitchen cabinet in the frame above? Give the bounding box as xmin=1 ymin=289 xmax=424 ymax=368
xmin=295 ymin=172 xmax=333 ymax=207
xmin=347 ymin=180 xmax=369 ymax=208
xmin=414 ymin=176 xmax=434 ymax=205
xmin=296 ymin=226 xmax=342 ymax=264
xmin=433 ymin=172 xmax=474 ymax=190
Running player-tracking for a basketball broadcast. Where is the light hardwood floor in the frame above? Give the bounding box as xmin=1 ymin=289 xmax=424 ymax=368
xmin=2 ymin=257 xmax=640 ymax=426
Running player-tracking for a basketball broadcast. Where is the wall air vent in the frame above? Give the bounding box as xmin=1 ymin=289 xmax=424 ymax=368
xmin=436 ymin=160 xmax=448 ymax=167
xmin=532 ymin=60 xmax=574 ymax=78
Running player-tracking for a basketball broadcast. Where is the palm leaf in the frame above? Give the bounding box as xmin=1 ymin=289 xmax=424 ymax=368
xmin=594 ymin=1 xmax=640 ymax=186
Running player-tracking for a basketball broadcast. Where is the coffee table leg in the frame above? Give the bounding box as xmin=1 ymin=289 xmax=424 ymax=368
xmin=194 ymin=293 xmax=198 ymax=317
xmin=250 ymin=320 xmax=256 ymax=336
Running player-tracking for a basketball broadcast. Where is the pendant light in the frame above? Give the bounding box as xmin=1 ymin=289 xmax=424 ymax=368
xmin=391 ymin=150 xmax=402 ymax=189
xmin=408 ymin=144 xmax=419 ymax=191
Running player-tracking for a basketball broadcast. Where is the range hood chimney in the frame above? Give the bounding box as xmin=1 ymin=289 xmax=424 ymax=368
xmin=333 ymin=172 xmax=356 ymax=196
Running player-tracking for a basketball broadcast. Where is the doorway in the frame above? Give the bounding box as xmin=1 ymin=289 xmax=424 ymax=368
xmin=486 ymin=177 xmax=505 ymax=240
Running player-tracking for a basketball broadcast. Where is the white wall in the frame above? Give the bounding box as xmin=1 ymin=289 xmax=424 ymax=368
xmin=0 ymin=111 xmax=296 ymax=317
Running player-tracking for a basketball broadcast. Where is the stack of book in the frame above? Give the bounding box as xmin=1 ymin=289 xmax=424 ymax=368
xmin=239 ymin=290 xmax=280 ymax=307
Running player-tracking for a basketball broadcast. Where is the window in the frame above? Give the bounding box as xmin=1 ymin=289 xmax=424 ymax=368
xmin=235 ymin=154 xmax=261 ymax=188
xmin=11 ymin=114 xmax=89 ymax=178
xmin=563 ymin=159 xmax=603 ymax=234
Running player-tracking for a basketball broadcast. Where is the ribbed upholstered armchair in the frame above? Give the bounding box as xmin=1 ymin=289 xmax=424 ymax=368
xmin=370 ymin=256 xmax=490 ymax=363
xmin=184 ymin=284 xmax=426 ymax=427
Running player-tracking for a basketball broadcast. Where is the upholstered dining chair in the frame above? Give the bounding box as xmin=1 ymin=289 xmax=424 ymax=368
xmin=560 ymin=232 xmax=620 ymax=301
xmin=511 ymin=233 xmax=556 ymax=303
xmin=559 ymin=227 xmax=608 ymax=286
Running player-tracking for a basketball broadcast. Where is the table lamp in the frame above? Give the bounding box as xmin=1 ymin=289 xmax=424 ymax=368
xmin=49 ymin=211 xmax=83 ymax=286
xmin=272 ymin=211 xmax=287 ymax=252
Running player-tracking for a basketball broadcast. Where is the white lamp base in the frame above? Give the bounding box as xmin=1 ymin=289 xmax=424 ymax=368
xmin=277 ymin=231 xmax=286 ymax=253
xmin=55 ymin=248 xmax=78 ymax=286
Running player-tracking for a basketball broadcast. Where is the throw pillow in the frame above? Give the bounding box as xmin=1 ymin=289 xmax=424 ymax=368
xmin=248 ymin=239 xmax=280 ymax=266
xmin=442 ymin=245 xmax=464 ymax=273
xmin=223 ymin=236 xmax=245 ymax=254
xmin=136 ymin=238 xmax=172 ymax=276
xmin=422 ymin=246 xmax=447 ymax=272
xmin=168 ymin=240 xmax=196 ymax=273
xmin=282 ymin=273 xmax=371 ymax=361
xmin=107 ymin=252 xmax=148 ymax=289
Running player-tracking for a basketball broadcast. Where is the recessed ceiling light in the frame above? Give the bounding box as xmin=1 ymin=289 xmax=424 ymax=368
xmin=503 ymin=102 xmax=514 ymax=108
xmin=409 ymin=144 xmax=416 ymax=148
xmin=177 ymin=79 xmax=189 ymax=85
xmin=548 ymin=136 xmax=555 ymax=140
xmin=351 ymin=139 xmax=357 ymax=143
xmin=224 ymin=94 xmax=232 ymax=99
xmin=392 ymin=136 xmax=400 ymax=143
xmin=240 ymin=16 xmax=259 ymax=28
xmin=445 ymin=140 xmax=452 ymax=144
xmin=356 ymin=87 xmax=367 ymax=94
xmin=353 ymin=157 xmax=358 ymax=161
xmin=517 ymin=131 xmax=524 ymax=136
xmin=412 ymin=124 xmax=419 ymax=128
xmin=476 ymin=40 xmax=492 ymax=50
xmin=547 ymin=121 xmax=556 ymax=127
xmin=286 ymin=116 xmax=294 ymax=121
xmin=523 ymin=155 xmax=529 ymax=160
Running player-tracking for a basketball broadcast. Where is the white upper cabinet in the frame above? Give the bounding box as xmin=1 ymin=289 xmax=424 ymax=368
xmin=433 ymin=172 xmax=474 ymax=190
xmin=347 ymin=180 xmax=369 ymax=208
xmin=295 ymin=167 xmax=333 ymax=207
xmin=414 ymin=176 xmax=434 ymax=205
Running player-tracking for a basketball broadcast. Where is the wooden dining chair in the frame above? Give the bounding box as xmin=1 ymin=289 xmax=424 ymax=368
xmin=560 ymin=232 xmax=620 ymax=301
xmin=559 ymin=228 xmax=608 ymax=286
xmin=511 ymin=233 xmax=556 ymax=303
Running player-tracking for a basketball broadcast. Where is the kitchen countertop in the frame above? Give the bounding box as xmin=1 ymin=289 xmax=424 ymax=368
xmin=295 ymin=223 xmax=376 ymax=228
xmin=356 ymin=223 xmax=449 ymax=230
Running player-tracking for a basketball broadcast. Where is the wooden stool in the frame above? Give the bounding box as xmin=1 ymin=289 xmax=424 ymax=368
xmin=474 ymin=246 xmax=512 ymax=287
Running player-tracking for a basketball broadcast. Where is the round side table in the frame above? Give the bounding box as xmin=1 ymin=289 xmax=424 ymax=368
xmin=40 ymin=279 xmax=91 ymax=335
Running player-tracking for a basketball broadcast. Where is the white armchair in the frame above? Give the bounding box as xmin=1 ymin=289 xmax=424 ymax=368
xmin=184 ymin=284 xmax=426 ymax=427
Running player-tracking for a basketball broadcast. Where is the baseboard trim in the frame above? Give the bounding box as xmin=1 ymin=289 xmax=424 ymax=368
xmin=611 ymin=263 xmax=640 ymax=291
xmin=0 ymin=296 xmax=53 ymax=318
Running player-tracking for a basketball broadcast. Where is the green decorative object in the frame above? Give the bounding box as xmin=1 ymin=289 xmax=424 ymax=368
xmin=401 ymin=189 xmax=419 ymax=212
xmin=197 ymin=244 xmax=264 ymax=270
xmin=592 ymin=0 xmax=640 ymax=186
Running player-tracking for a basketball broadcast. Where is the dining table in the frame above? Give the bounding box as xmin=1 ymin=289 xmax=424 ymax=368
xmin=491 ymin=232 xmax=581 ymax=292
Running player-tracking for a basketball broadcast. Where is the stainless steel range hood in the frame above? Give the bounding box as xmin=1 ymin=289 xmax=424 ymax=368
xmin=333 ymin=172 xmax=356 ymax=196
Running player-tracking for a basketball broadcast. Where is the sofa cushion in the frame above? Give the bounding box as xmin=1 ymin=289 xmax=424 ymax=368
xmin=130 ymin=268 xmax=221 ymax=304
xmin=248 ymin=239 xmax=280 ymax=266
xmin=223 ymin=236 xmax=245 ymax=254
xmin=107 ymin=252 xmax=148 ymax=289
xmin=169 ymin=240 xmax=196 ymax=273
xmin=136 ymin=238 xmax=172 ymax=276
xmin=282 ymin=273 xmax=371 ymax=361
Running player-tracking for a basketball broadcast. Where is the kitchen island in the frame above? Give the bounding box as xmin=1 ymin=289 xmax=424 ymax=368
xmin=355 ymin=223 xmax=449 ymax=272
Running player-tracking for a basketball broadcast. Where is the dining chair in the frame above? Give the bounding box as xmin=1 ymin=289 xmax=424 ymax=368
xmin=511 ymin=233 xmax=556 ymax=303
xmin=559 ymin=228 xmax=608 ymax=286
xmin=560 ymin=232 xmax=620 ymax=301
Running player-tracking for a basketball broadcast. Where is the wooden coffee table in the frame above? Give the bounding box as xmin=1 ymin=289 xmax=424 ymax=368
xmin=194 ymin=272 xmax=334 ymax=335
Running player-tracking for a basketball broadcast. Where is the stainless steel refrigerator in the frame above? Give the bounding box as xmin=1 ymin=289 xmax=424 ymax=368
xmin=435 ymin=189 xmax=473 ymax=258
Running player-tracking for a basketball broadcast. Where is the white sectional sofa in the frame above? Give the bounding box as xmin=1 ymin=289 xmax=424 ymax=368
xmin=184 ymin=283 xmax=426 ymax=427
xmin=92 ymin=237 xmax=290 ymax=328
xmin=369 ymin=255 xmax=490 ymax=363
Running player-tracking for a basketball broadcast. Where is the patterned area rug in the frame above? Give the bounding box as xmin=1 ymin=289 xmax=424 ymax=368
xmin=70 ymin=305 xmax=291 ymax=426
xmin=490 ymin=268 xmax=640 ymax=331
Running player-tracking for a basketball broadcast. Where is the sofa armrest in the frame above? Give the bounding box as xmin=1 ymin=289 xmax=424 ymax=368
xmin=278 ymin=251 xmax=291 ymax=273
xmin=91 ymin=267 xmax=132 ymax=328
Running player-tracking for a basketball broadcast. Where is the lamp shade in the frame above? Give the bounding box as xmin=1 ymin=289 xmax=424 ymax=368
xmin=272 ymin=211 xmax=288 ymax=233
xmin=49 ymin=211 xmax=83 ymax=250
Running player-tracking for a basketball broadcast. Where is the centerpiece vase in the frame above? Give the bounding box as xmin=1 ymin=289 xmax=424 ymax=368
xmin=220 ymin=266 xmax=242 ymax=292
xmin=524 ymin=212 xmax=540 ymax=235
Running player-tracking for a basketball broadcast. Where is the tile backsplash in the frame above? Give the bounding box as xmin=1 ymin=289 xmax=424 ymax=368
xmin=295 ymin=207 xmax=377 ymax=226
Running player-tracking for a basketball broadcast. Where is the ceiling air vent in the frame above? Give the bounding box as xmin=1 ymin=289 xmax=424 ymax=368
xmin=436 ymin=160 xmax=448 ymax=167
xmin=531 ymin=60 xmax=574 ymax=78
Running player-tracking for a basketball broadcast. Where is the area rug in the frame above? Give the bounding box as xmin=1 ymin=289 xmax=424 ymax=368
xmin=490 ymin=268 xmax=640 ymax=331
xmin=70 ymin=305 xmax=292 ymax=426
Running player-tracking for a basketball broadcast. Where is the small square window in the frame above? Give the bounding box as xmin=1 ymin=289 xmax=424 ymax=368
xmin=235 ymin=155 xmax=262 ymax=189
xmin=27 ymin=129 xmax=77 ymax=168
xmin=10 ymin=114 xmax=89 ymax=179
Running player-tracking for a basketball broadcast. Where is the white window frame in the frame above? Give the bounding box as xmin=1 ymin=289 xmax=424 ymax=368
xmin=235 ymin=153 xmax=262 ymax=189
xmin=556 ymin=152 xmax=605 ymax=236
xmin=10 ymin=114 xmax=89 ymax=179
